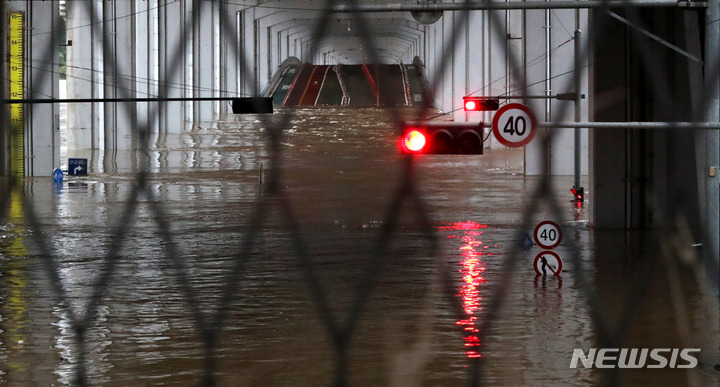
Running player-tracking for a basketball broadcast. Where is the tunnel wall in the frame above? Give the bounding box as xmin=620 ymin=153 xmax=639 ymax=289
xmin=66 ymin=0 xmax=250 ymax=153
xmin=589 ymin=9 xmax=704 ymax=230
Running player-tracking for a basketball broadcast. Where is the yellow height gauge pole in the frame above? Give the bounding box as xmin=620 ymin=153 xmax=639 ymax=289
xmin=9 ymin=12 xmax=24 ymax=178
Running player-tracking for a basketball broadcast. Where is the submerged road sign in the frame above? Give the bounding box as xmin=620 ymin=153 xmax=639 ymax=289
xmin=533 ymin=251 xmax=563 ymax=276
xmin=52 ymin=168 xmax=63 ymax=183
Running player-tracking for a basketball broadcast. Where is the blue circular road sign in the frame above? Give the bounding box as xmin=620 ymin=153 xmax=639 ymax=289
xmin=52 ymin=168 xmax=64 ymax=183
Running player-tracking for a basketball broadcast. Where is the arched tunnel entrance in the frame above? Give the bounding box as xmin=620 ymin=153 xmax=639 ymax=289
xmin=265 ymin=57 xmax=432 ymax=108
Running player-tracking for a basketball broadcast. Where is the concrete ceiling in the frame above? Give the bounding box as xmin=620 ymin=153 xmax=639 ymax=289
xmin=248 ymin=0 xmax=434 ymax=63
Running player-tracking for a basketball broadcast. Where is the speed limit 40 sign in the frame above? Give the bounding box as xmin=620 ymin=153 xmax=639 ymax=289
xmin=491 ymin=103 xmax=537 ymax=147
xmin=533 ymin=220 xmax=562 ymax=250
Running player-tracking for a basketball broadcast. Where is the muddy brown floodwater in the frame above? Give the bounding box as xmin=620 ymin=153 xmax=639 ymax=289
xmin=0 ymin=108 xmax=718 ymax=386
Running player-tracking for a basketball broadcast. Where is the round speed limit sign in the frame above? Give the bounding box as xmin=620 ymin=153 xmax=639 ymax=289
xmin=533 ymin=220 xmax=562 ymax=250
xmin=492 ymin=103 xmax=537 ymax=147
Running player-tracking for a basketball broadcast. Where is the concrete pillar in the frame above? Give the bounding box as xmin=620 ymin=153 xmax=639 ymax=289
xmin=279 ymin=29 xmax=289 ymax=61
xmin=548 ymin=9 xmax=587 ymax=176
xmin=257 ymin=12 xmax=285 ymax=90
xmin=524 ymin=9 xmax=548 ymax=165
xmin=4 ymin=0 xmax=61 ymax=176
xmin=218 ymin=2 xmax=242 ymax=117
xmin=158 ymin=0 xmax=189 ymax=133
xmin=427 ymin=15 xmax=447 ymax=109
xmin=700 ymin=3 xmax=720 ymax=369
xmin=301 ymin=38 xmax=311 ymax=63
xmin=441 ymin=15 xmax=453 ymax=112
xmin=425 ymin=21 xmax=434 ymax=97
xmin=239 ymin=9 xmax=257 ymax=95
xmin=26 ymin=0 xmax=61 ymax=176
xmin=193 ymin=1 xmax=218 ymax=124
xmin=704 ymin=0 xmax=720 ymax=269
xmin=589 ymin=11 xmax=628 ymax=228
xmin=116 ymin=1 xmax=137 ymax=151
xmin=92 ymin=2 xmax=106 ymax=151
xmin=135 ymin=0 xmax=151 ymax=136
xmin=267 ymin=18 xmax=302 ymax=77
xmin=485 ymin=8 xmax=509 ymax=149
xmin=67 ymin=1 xmax=103 ymax=152
xmin=183 ymin=2 xmax=194 ymax=127
xmin=590 ymin=9 xmax=701 ymax=229
xmin=101 ymin=1 xmax=136 ymax=153
xmin=451 ymin=11 xmax=468 ymax=123
xmin=287 ymin=26 xmax=312 ymax=60
xmin=458 ymin=11 xmax=485 ymax=122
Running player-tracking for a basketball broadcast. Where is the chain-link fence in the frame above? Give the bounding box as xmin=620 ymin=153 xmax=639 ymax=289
xmin=2 ymin=0 xmax=720 ymax=386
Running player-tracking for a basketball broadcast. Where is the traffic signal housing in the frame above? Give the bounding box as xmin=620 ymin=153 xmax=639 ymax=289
xmin=231 ymin=97 xmax=273 ymax=114
xmin=463 ymin=96 xmax=500 ymax=112
xmin=571 ymin=186 xmax=584 ymax=202
xmin=400 ymin=122 xmax=485 ymax=154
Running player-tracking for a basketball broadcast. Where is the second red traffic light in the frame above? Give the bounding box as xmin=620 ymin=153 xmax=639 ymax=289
xmin=463 ymin=97 xmax=500 ymax=112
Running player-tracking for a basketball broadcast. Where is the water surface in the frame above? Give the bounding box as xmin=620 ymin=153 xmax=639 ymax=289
xmin=0 ymin=108 xmax=716 ymax=386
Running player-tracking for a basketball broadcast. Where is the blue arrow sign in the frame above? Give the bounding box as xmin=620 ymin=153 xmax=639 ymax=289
xmin=69 ymin=158 xmax=88 ymax=176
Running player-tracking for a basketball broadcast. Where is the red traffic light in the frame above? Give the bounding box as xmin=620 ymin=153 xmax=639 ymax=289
xmin=463 ymin=97 xmax=500 ymax=112
xmin=402 ymin=130 xmax=427 ymax=153
xmin=571 ymin=186 xmax=584 ymax=202
xmin=400 ymin=122 xmax=485 ymax=154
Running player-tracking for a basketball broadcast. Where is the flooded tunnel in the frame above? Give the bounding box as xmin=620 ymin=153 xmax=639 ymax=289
xmin=2 ymin=1 xmax=720 ymax=386
xmin=265 ymin=57 xmax=431 ymax=108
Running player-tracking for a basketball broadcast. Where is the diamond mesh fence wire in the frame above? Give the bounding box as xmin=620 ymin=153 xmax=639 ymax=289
xmin=1 ymin=0 xmax=719 ymax=386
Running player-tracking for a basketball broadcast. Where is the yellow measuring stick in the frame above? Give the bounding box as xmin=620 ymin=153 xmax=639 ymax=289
xmin=9 ymin=12 xmax=24 ymax=178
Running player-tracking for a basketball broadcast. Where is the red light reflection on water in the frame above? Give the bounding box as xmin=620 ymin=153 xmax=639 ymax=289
xmin=440 ymin=221 xmax=490 ymax=359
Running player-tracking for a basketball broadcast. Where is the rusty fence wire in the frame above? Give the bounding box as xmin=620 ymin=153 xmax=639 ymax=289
xmin=1 ymin=0 xmax=720 ymax=386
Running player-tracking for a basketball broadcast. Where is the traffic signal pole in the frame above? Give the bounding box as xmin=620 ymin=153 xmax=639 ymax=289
xmin=704 ymin=0 xmax=720 ymax=295
xmin=700 ymin=0 xmax=720 ymax=370
xmin=573 ymin=29 xmax=584 ymax=202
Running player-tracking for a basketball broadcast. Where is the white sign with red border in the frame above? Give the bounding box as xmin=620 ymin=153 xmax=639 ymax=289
xmin=533 ymin=220 xmax=562 ymax=250
xmin=533 ymin=251 xmax=563 ymax=276
xmin=491 ymin=103 xmax=537 ymax=147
